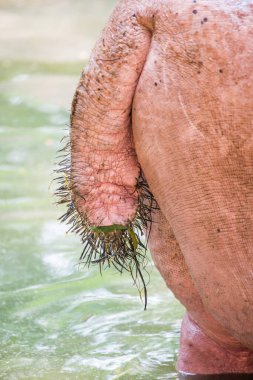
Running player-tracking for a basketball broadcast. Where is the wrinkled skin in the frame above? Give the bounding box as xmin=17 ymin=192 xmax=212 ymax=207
xmin=70 ymin=0 xmax=253 ymax=376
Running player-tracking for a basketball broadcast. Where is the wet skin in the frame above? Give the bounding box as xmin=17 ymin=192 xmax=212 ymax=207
xmin=178 ymin=373 xmax=253 ymax=380
xmin=69 ymin=0 xmax=253 ymax=375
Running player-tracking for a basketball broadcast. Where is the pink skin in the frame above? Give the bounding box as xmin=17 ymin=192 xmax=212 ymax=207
xmin=70 ymin=0 xmax=253 ymax=375
xmin=70 ymin=1 xmax=151 ymax=226
xmin=148 ymin=210 xmax=253 ymax=374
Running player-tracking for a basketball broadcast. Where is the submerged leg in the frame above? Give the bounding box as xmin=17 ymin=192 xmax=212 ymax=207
xmin=178 ymin=313 xmax=253 ymax=376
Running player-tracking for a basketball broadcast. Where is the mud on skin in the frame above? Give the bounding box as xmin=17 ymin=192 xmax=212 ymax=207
xmin=56 ymin=0 xmax=253 ymax=376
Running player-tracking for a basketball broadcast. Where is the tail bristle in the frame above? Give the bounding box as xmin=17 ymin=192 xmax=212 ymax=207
xmin=54 ymin=134 xmax=159 ymax=309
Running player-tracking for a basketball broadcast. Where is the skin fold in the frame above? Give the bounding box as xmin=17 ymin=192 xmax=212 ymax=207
xmin=70 ymin=0 xmax=253 ymax=375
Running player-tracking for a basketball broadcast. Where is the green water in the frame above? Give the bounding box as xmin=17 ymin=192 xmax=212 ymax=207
xmin=0 ymin=1 xmax=184 ymax=379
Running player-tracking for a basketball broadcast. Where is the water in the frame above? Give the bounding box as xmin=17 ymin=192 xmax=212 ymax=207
xmin=0 ymin=1 xmax=184 ymax=378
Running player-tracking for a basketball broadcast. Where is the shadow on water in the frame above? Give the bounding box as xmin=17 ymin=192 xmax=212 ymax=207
xmin=0 ymin=1 xmax=184 ymax=379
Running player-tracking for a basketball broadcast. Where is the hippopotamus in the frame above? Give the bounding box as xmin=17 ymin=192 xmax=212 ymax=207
xmin=57 ymin=0 xmax=253 ymax=377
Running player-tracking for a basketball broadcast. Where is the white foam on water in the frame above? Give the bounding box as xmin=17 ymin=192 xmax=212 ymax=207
xmin=0 ymin=197 xmax=33 ymax=205
xmin=6 ymin=149 xmax=27 ymax=164
xmin=39 ymin=221 xmax=78 ymax=276
xmin=38 ymin=126 xmax=63 ymax=134
xmin=11 ymin=74 xmax=29 ymax=83
xmin=9 ymin=95 xmax=23 ymax=105
xmin=0 ymin=164 xmax=16 ymax=171
xmin=35 ymin=343 xmax=55 ymax=353
xmin=42 ymin=251 xmax=76 ymax=277
xmin=39 ymin=221 xmax=68 ymax=245
xmin=63 ymin=353 xmax=137 ymax=372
